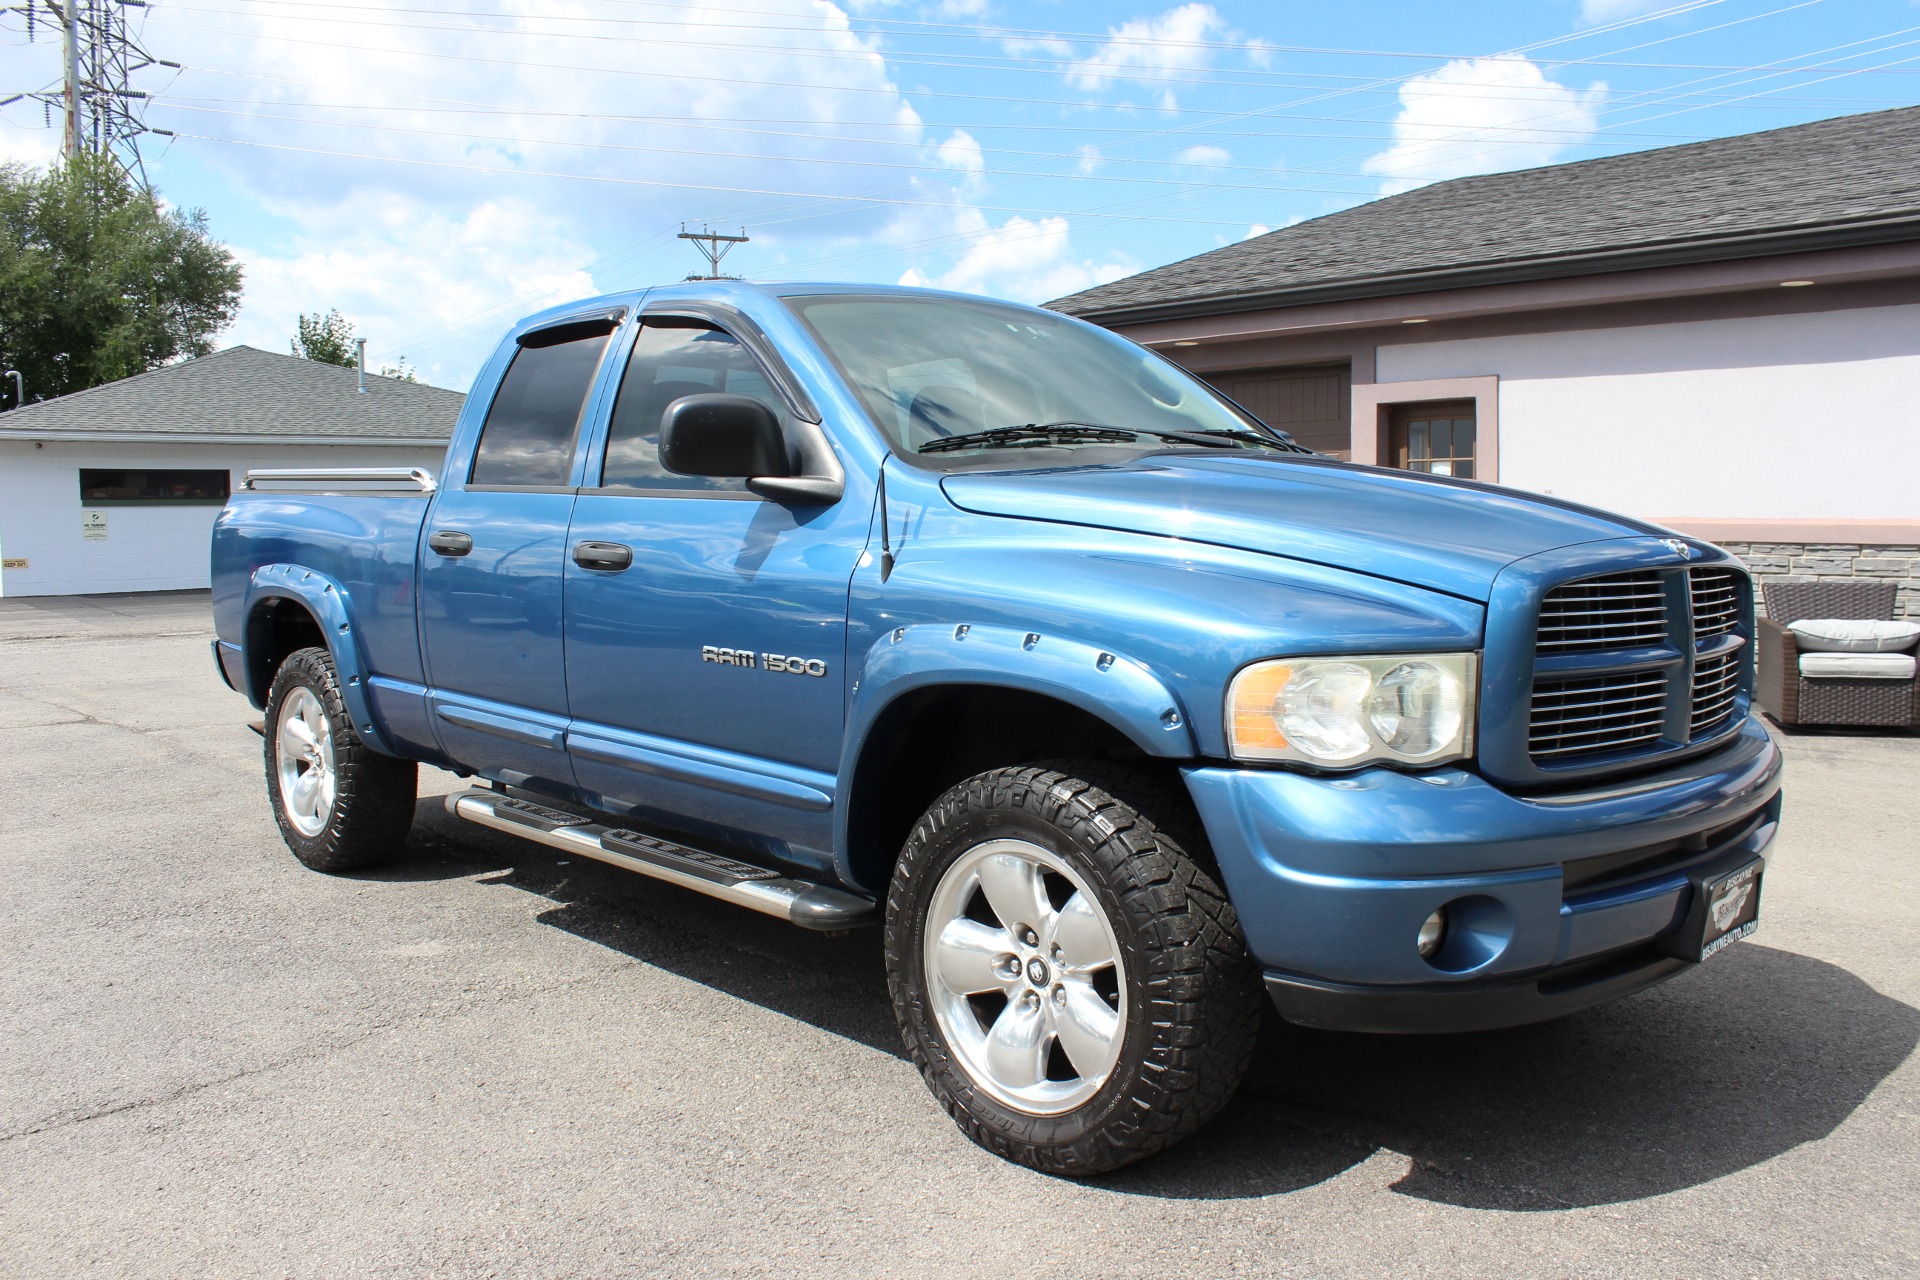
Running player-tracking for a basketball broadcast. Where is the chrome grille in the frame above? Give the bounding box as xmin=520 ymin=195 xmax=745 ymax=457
xmin=1528 ymin=671 xmax=1669 ymax=759
xmin=1516 ymin=561 xmax=1752 ymax=776
xmin=1689 ymin=568 xmax=1741 ymax=638
xmin=1536 ymin=571 xmax=1669 ymax=653
xmin=1691 ymin=649 xmax=1740 ymax=736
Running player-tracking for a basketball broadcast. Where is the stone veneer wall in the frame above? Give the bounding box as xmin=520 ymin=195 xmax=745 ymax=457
xmin=1715 ymin=542 xmax=1920 ymax=618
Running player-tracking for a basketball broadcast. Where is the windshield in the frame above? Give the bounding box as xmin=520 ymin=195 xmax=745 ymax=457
xmin=784 ymin=293 xmax=1299 ymax=470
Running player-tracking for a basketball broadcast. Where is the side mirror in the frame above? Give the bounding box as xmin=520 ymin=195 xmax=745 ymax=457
xmin=659 ymin=394 xmax=791 ymax=479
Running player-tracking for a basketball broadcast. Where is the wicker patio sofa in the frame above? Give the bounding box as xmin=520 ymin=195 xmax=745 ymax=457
xmin=1756 ymin=581 xmax=1920 ymax=729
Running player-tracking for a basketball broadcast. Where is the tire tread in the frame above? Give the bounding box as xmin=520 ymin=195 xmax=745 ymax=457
xmin=264 ymin=647 xmax=416 ymax=872
xmin=885 ymin=761 xmax=1262 ymax=1175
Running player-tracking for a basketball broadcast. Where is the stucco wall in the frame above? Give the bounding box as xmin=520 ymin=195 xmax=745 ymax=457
xmin=0 ymin=440 xmax=448 ymax=597
xmin=1374 ymin=302 xmax=1920 ymax=522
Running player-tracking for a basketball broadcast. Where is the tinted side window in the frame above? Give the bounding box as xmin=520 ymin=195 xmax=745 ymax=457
xmin=601 ymin=321 xmax=784 ymax=491
xmin=469 ymin=325 xmax=613 ymax=486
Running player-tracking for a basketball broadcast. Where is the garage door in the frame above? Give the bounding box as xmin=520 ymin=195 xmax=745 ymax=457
xmin=1205 ymin=363 xmax=1351 ymax=458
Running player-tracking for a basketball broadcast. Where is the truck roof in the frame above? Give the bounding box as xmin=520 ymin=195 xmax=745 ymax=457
xmin=509 ymin=280 xmax=1053 ymax=336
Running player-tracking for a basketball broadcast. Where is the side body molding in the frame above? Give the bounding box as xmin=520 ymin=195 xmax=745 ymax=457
xmin=241 ymin=562 xmax=401 ymax=757
xmin=835 ymin=623 xmax=1196 ymax=856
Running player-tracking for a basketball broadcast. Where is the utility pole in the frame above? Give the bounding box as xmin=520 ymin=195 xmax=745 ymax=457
xmin=17 ymin=0 xmax=179 ymax=180
xmin=57 ymin=0 xmax=80 ymax=160
xmin=678 ymin=225 xmax=749 ymax=280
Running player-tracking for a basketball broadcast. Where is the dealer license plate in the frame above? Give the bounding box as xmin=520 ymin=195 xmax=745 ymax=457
xmin=1696 ymin=859 xmax=1762 ymax=962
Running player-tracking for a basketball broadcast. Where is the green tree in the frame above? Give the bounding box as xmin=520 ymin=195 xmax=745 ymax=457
xmin=291 ymin=309 xmax=358 ymax=367
xmin=0 ymin=153 xmax=242 ymax=404
xmin=377 ymin=360 xmax=419 ymax=384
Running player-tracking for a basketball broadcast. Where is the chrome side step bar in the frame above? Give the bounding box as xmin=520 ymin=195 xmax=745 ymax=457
xmin=445 ymin=790 xmax=875 ymax=931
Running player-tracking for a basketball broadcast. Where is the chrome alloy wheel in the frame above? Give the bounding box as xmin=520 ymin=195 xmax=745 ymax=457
xmin=274 ymin=686 xmax=337 ymax=838
xmin=923 ymin=839 xmax=1127 ymax=1115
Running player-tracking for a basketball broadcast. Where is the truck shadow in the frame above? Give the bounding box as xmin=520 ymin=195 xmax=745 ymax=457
xmin=1108 ymin=944 xmax=1920 ymax=1207
xmin=385 ymin=800 xmax=1920 ymax=1211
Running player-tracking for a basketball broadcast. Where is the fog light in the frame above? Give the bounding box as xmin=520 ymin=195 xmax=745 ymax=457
xmin=1417 ymin=908 xmax=1448 ymax=960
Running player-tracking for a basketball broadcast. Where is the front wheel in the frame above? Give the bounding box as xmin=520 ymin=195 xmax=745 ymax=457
xmin=264 ymin=646 xmax=417 ymax=872
xmin=885 ymin=764 xmax=1262 ymax=1175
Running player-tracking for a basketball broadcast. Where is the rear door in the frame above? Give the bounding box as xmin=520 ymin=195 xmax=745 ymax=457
xmin=561 ymin=311 xmax=866 ymax=866
xmin=419 ymin=313 xmax=621 ymax=791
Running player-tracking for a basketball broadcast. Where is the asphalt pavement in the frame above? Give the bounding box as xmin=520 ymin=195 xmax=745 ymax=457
xmin=2 ymin=590 xmax=1916 ymax=1278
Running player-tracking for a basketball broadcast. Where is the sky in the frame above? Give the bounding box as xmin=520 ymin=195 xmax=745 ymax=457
xmin=5 ymin=0 xmax=1918 ymax=388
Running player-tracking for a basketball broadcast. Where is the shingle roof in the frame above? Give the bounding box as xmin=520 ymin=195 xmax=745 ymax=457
xmin=1051 ymin=105 xmax=1920 ymax=322
xmin=0 ymin=345 xmax=464 ymax=442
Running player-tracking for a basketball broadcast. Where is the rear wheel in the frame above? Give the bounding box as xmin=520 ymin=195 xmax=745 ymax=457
xmin=264 ymin=647 xmax=416 ymax=872
xmin=885 ymin=763 xmax=1261 ymax=1174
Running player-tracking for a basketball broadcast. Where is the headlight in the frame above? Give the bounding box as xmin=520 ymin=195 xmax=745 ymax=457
xmin=1226 ymin=653 xmax=1477 ymax=767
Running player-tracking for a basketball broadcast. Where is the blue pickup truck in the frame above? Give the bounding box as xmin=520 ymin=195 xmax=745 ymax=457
xmin=212 ymin=281 xmax=1782 ymax=1174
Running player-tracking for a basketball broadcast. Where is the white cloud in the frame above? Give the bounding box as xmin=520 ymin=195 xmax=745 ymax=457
xmin=1174 ymin=144 xmax=1231 ymax=167
xmin=1244 ymin=224 xmax=1272 ymax=239
xmin=5 ymin=0 xmax=962 ymax=384
xmin=0 ymin=0 xmax=1163 ymax=379
xmin=1361 ymin=56 xmax=1607 ymax=195
xmin=847 ymin=0 xmax=991 ymax=14
xmin=897 ymin=213 xmax=1131 ymax=303
xmin=228 ymin=197 xmax=600 ymax=387
xmin=1074 ymin=144 xmax=1104 ymax=176
xmin=1065 ymin=4 xmax=1241 ymax=111
xmin=1580 ymin=0 xmax=1677 ymax=24
xmin=1004 ymin=36 xmax=1076 ymax=59
xmin=0 ymin=120 xmax=60 ymax=169
xmin=936 ymin=129 xmax=985 ymax=175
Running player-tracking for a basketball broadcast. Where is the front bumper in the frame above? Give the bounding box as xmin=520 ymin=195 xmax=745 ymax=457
xmin=1183 ymin=714 xmax=1783 ymax=1033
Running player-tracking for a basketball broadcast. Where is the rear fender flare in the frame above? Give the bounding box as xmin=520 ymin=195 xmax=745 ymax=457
xmin=834 ymin=623 xmax=1196 ymax=854
xmin=242 ymin=563 xmax=400 ymax=757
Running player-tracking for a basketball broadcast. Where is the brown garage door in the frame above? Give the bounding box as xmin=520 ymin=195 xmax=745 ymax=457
xmin=1205 ymin=363 xmax=1351 ymax=458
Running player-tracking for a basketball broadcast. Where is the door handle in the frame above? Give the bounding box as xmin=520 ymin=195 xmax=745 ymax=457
xmin=429 ymin=530 xmax=473 ymax=557
xmin=573 ymin=541 xmax=633 ymax=571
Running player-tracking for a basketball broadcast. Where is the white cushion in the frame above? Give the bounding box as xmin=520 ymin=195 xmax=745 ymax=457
xmin=1788 ymin=617 xmax=1920 ymax=653
xmin=1799 ymin=652 xmax=1917 ymax=680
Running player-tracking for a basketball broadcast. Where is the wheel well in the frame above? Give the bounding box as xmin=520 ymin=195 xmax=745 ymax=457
xmin=844 ymin=685 xmax=1170 ymax=894
xmin=245 ymin=596 xmax=327 ymax=703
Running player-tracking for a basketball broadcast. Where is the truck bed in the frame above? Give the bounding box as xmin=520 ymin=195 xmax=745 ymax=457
xmin=211 ymin=468 xmax=440 ymax=695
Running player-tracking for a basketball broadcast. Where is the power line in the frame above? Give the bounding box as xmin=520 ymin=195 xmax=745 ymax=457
xmin=163 ymin=128 xmax=1296 ymax=223
xmin=149 ymin=0 xmax=1920 ymax=98
xmin=195 ymin=0 xmax=1905 ymax=75
xmin=9 ymin=0 xmax=179 ymax=180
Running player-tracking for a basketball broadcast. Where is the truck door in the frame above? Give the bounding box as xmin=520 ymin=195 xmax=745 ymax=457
xmin=419 ymin=314 xmax=620 ymax=792
xmin=562 ymin=312 xmax=865 ymax=868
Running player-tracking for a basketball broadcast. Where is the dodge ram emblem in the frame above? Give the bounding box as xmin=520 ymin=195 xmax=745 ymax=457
xmin=1661 ymin=538 xmax=1694 ymax=560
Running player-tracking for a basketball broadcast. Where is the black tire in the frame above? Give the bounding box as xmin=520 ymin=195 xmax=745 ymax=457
xmin=885 ymin=762 xmax=1262 ymax=1175
xmin=263 ymin=646 xmax=416 ymax=872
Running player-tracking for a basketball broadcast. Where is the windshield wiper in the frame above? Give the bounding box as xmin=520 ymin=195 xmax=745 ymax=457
xmin=917 ymin=420 xmax=1310 ymax=456
xmin=1173 ymin=427 xmax=1312 ymax=454
xmin=917 ymin=423 xmax=1141 ymax=454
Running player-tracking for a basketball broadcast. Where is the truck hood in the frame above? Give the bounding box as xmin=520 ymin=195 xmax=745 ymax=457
xmin=940 ymin=454 xmax=1666 ymax=602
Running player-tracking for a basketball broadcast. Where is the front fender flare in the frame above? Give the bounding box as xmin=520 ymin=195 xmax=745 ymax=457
xmin=242 ymin=563 xmax=401 ymax=757
xmin=835 ymin=623 xmax=1196 ymax=855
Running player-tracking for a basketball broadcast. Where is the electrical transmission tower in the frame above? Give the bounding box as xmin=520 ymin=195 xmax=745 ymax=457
xmin=3 ymin=0 xmax=178 ymax=182
xmin=678 ymin=225 xmax=749 ymax=280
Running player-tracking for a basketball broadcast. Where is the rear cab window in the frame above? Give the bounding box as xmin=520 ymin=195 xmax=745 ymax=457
xmin=469 ymin=319 xmax=617 ymax=487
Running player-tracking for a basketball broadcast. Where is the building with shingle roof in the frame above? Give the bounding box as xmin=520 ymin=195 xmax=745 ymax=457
xmin=1051 ymin=106 xmax=1920 ymax=613
xmin=1 ymin=346 xmax=461 ymax=596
